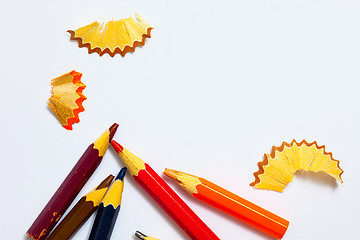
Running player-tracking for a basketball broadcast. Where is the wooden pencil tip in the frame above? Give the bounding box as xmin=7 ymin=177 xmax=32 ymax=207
xmin=135 ymin=231 xmax=147 ymax=239
xmin=163 ymin=168 xmax=178 ymax=180
xmin=109 ymin=123 xmax=119 ymax=142
xmin=111 ymin=140 xmax=123 ymax=153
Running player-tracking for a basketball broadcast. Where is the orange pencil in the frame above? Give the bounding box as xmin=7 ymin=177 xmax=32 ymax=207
xmin=164 ymin=169 xmax=289 ymax=239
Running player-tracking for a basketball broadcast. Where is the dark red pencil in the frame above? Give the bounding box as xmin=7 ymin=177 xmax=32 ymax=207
xmin=111 ymin=140 xmax=220 ymax=240
xmin=27 ymin=124 xmax=118 ymax=240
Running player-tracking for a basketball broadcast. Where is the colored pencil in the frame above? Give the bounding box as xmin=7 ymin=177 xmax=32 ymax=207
xmin=111 ymin=141 xmax=220 ymax=240
xmin=27 ymin=123 xmax=119 ymax=240
xmin=46 ymin=174 xmax=115 ymax=240
xmin=135 ymin=231 xmax=159 ymax=240
xmin=88 ymin=167 xmax=127 ymax=240
xmin=164 ymin=169 xmax=289 ymax=239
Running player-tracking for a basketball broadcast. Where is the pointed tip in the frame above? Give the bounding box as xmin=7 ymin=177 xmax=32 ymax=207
xmin=135 ymin=231 xmax=146 ymax=239
xmin=111 ymin=140 xmax=123 ymax=153
xmin=96 ymin=174 xmax=115 ymax=190
xmin=109 ymin=123 xmax=119 ymax=141
xmin=63 ymin=124 xmax=73 ymax=130
xmin=163 ymin=168 xmax=179 ymax=181
xmin=116 ymin=167 xmax=127 ymax=181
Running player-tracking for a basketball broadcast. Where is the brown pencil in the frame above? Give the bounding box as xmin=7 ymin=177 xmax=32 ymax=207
xmin=46 ymin=175 xmax=114 ymax=240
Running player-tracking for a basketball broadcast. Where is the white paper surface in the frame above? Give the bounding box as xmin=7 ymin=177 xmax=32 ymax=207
xmin=1 ymin=0 xmax=359 ymax=239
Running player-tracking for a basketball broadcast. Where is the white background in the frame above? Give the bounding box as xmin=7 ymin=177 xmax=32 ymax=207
xmin=1 ymin=0 xmax=359 ymax=239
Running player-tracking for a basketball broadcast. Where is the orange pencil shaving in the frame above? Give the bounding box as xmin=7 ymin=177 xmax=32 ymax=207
xmin=164 ymin=169 xmax=289 ymax=239
xmin=48 ymin=70 xmax=86 ymax=130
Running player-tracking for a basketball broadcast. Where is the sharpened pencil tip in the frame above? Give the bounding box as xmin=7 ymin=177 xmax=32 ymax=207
xmin=111 ymin=140 xmax=124 ymax=153
xmin=135 ymin=231 xmax=147 ymax=239
xmin=163 ymin=168 xmax=178 ymax=180
xmin=116 ymin=167 xmax=127 ymax=181
xmin=96 ymin=174 xmax=115 ymax=190
xmin=109 ymin=123 xmax=119 ymax=142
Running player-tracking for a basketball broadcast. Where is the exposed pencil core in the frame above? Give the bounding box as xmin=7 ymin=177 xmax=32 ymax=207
xmin=111 ymin=140 xmax=124 ymax=153
xmin=135 ymin=231 xmax=147 ymax=239
xmin=116 ymin=167 xmax=127 ymax=181
xmin=109 ymin=123 xmax=119 ymax=141
xmin=163 ymin=168 xmax=178 ymax=181
xmin=96 ymin=175 xmax=115 ymax=190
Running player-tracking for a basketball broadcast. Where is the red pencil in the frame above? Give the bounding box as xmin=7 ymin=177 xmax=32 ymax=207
xmin=111 ymin=140 xmax=220 ymax=240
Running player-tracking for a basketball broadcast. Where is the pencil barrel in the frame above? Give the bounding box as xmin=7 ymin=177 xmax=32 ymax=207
xmin=88 ymin=167 xmax=126 ymax=240
xmin=195 ymin=178 xmax=289 ymax=239
xmin=88 ymin=204 xmax=120 ymax=240
xmin=46 ymin=174 xmax=114 ymax=240
xmin=134 ymin=164 xmax=220 ymax=240
xmin=46 ymin=197 xmax=96 ymax=240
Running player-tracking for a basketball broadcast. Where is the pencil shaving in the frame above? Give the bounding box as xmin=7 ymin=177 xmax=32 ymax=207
xmin=250 ymin=140 xmax=343 ymax=192
xmin=48 ymin=70 xmax=86 ymax=130
xmin=68 ymin=13 xmax=152 ymax=57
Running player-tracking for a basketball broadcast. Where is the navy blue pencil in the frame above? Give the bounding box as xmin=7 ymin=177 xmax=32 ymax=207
xmin=88 ymin=167 xmax=127 ymax=240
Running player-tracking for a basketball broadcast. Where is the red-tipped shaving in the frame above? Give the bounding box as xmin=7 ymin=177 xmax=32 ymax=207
xmin=48 ymin=70 xmax=87 ymax=130
xmin=63 ymin=71 xmax=86 ymax=130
